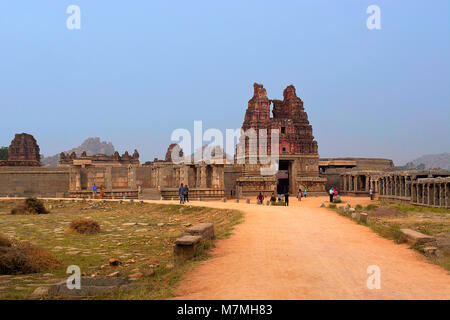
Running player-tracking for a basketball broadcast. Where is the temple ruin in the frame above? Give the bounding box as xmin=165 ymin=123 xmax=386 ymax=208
xmin=0 ymin=133 xmax=41 ymax=167
xmin=0 ymin=83 xmax=448 ymax=208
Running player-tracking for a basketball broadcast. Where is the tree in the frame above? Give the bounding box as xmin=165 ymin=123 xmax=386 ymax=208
xmin=0 ymin=147 xmax=7 ymax=160
xmin=416 ymin=163 xmax=426 ymax=170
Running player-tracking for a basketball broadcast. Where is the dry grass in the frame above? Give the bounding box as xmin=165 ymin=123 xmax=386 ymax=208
xmin=0 ymin=236 xmax=59 ymax=275
xmin=0 ymin=234 xmax=12 ymax=248
xmin=11 ymin=198 xmax=49 ymax=215
xmin=66 ymin=218 xmax=101 ymax=234
xmin=0 ymin=199 xmax=243 ymax=299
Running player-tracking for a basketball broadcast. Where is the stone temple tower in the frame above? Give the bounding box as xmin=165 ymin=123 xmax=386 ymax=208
xmin=235 ymin=83 xmax=325 ymax=196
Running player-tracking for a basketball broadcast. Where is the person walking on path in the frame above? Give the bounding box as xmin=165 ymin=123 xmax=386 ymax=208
xmin=92 ymin=184 xmax=97 ymax=199
xmin=369 ymin=187 xmax=374 ymax=200
xmin=304 ymin=188 xmax=307 ymax=198
xmin=297 ymin=189 xmax=302 ymax=202
xmin=329 ymin=187 xmax=334 ymax=203
xmin=184 ymin=185 xmax=189 ymax=203
xmin=179 ymin=183 xmax=185 ymax=204
xmin=257 ymin=192 xmax=264 ymax=204
xmin=284 ymin=192 xmax=289 ymax=206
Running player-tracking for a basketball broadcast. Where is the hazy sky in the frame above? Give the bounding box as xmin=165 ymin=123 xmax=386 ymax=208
xmin=1 ymin=1 xmax=449 ymax=165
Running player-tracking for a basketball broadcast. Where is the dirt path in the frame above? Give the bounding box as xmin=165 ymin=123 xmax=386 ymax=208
xmin=166 ymin=196 xmax=450 ymax=300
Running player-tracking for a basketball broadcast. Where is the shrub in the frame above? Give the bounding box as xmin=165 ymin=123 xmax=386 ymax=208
xmin=0 ymin=235 xmax=12 ymax=248
xmin=66 ymin=218 xmax=101 ymax=234
xmin=0 ymin=237 xmax=59 ymax=274
xmin=355 ymin=204 xmax=363 ymax=211
xmin=328 ymin=204 xmax=337 ymax=209
xmin=366 ymin=204 xmax=378 ymax=211
xmin=11 ymin=198 xmax=49 ymax=215
xmin=271 ymin=201 xmax=286 ymax=206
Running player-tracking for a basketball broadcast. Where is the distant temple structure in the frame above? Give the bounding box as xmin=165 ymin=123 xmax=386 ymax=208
xmin=233 ymin=83 xmax=326 ymax=196
xmin=0 ymin=83 xmax=448 ymax=207
xmin=0 ymin=133 xmax=41 ymax=167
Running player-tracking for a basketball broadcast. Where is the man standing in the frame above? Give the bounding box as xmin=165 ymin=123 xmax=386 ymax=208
xmin=179 ymin=183 xmax=185 ymax=204
xmin=284 ymin=192 xmax=289 ymax=206
xmin=369 ymin=187 xmax=374 ymax=200
xmin=329 ymin=187 xmax=334 ymax=203
xmin=92 ymin=184 xmax=97 ymax=199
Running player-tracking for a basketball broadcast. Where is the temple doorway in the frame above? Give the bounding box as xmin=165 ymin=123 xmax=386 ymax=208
xmin=277 ymin=160 xmax=290 ymax=194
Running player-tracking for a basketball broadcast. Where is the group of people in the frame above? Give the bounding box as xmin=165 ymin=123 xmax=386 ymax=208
xmin=329 ymin=187 xmax=339 ymax=202
xmin=92 ymin=184 xmax=104 ymax=199
xmin=178 ymin=183 xmax=189 ymax=204
xmin=258 ymin=192 xmax=290 ymax=206
xmin=297 ymin=188 xmax=308 ymax=201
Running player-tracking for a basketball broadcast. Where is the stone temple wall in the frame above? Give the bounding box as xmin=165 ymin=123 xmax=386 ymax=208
xmin=0 ymin=167 xmax=70 ymax=197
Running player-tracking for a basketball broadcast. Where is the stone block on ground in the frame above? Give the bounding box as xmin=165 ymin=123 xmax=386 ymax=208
xmin=423 ymin=246 xmax=438 ymax=256
xmin=174 ymin=235 xmax=203 ymax=264
xmin=185 ymin=223 xmax=214 ymax=239
xmin=358 ymin=212 xmax=368 ymax=223
xmin=47 ymin=278 xmax=130 ymax=297
xmin=400 ymin=229 xmax=437 ymax=246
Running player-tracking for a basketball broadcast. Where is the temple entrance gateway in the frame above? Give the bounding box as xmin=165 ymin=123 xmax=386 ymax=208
xmin=277 ymin=160 xmax=290 ymax=194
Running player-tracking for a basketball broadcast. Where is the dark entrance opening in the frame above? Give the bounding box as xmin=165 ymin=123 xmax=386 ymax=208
xmin=277 ymin=160 xmax=290 ymax=194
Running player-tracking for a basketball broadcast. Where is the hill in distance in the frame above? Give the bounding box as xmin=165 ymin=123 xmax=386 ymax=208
xmin=41 ymin=137 xmax=115 ymax=167
xmin=398 ymin=152 xmax=450 ymax=171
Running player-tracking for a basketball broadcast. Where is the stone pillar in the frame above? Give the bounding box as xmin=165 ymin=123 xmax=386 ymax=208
xmin=175 ymin=167 xmax=180 ymax=186
xmin=365 ymin=175 xmax=369 ymax=192
xmin=445 ymin=182 xmax=450 ymax=208
xmin=353 ymin=175 xmax=357 ymax=192
xmin=105 ymin=166 xmax=113 ymax=191
xmin=343 ymin=175 xmax=347 ymax=192
xmin=74 ymin=166 xmax=81 ymax=191
xmin=200 ymin=165 xmax=207 ymax=188
xmin=128 ymin=166 xmax=137 ymax=189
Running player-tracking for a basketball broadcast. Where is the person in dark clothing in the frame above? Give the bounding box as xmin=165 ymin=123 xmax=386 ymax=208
xmin=329 ymin=187 xmax=334 ymax=203
xmin=184 ymin=185 xmax=189 ymax=203
xmin=257 ymin=192 xmax=264 ymax=204
xmin=179 ymin=183 xmax=185 ymax=204
xmin=284 ymin=192 xmax=289 ymax=206
xmin=270 ymin=193 xmax=276 ymax=204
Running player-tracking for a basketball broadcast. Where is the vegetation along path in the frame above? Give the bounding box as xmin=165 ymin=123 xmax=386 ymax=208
xmin=167 ymin=196 xmax=450 ymax=300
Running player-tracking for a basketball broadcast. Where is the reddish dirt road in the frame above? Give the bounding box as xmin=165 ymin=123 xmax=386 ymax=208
xmin=169 ymin=196 xmax=450 ymax=300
